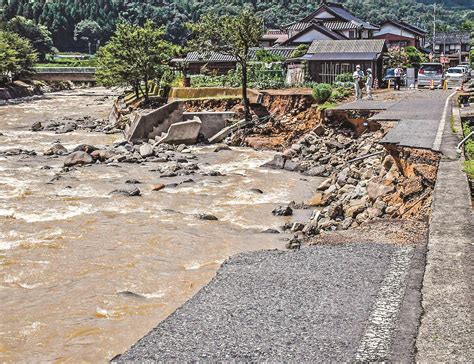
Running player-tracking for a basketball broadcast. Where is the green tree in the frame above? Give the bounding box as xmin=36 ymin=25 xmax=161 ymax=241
xmin=74 ymin=20 xmax=101 ymax=54
xmin=188 ymin=9 xmax=264 ymax=121
xmin=96 ymin=21 xmax=177 ymax=101
xmin=0 ymin=30 xmax=37 ymax=83
xmin=5 ymin=16 xmax=53 ymax=61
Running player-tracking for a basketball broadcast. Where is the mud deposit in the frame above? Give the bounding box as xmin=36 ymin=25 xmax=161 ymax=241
xmin=0 ymin=89 xmax=322 ymax=362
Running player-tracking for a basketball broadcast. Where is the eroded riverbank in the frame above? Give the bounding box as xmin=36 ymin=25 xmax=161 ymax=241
xmin=0 ymin=89 xmax=322 ymax=362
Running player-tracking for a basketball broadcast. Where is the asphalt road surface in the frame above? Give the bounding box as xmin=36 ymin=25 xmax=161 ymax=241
xmin=115 ymin=243 xmax=426 ymax=362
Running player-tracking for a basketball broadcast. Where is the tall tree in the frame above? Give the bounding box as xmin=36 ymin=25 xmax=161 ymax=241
xmin=188 ymin=9 xmax=263 ymax=120
xmin=0 ymin=30 xmax=37 ymax=83
xmin=5 ymin=16 xmax=53 ymax=61
xmin=96 ymin=21 xmax=177 ymax=100
xmin=74 ymin=19 xmax=101 ymax=54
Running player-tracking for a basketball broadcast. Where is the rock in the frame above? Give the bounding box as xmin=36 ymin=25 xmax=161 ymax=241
xmin=109 ymin=187 xmax=141 ymax=197
xmin=214 ymin=145 xmax=231 ymax=152
xmin=305 ymin=165 xmax=326 ymax=177
xmin=44 ymin=143 xmax=67 ymax=156
xmin=91 ymin=149 xmax=114 ymax=162
xmin=336 ymin=168 xmax=349 ymax=187
xmin=272 ymin=206 xmax=293 ymax=216
xmin=302 ymin=221 xmax=320 ymax=236
xmin=282 ymin=149 xmax=297 ymax=159
xmin=401 ymin=177 xmax=424 ymax=199
xmin=250 ymin=188 xmax=264 ymax=194
xmin=31 ymin=121 xmax=43 ymax=131
xmin=317 ymin=178 xmax=333 ymax=191
xmin=57 ymin=122 xmax=76 ymax=134
xmin=291 ymin=222 xmax=305 ymax=232
xmin=176 ymin=144 xmax=187 ymax=152
xmin=340 ymin=218 xmax=353 ymax=230
xmin=139 ymin=143 xmax=154 ymax=158
xmin=367 ymin=182 xmax=395 ymax=201
xmin=63 ymin=151 xmax=93 ymax=167
xmin=73 ymin=144 xmax=98 ymax=153
xmin=261 ymin=229 xmax=280 ymax=234
xmin=313 ymin=123 xmax=325 ymax=136
xmin=152 ymin=184 xmax=165 ymax=191
xmin=367 ymin=207 xmax=383 ymax=219
xmin=344 ymin=197 xmax=368 ymax=218
xmin=285 ymin=236 xmax=302 ymax=250
xmin=306 ymin=192 xmax=331 ymax=207
xmin=325 ymin=141 xmax=344 ymax=150
xmin=283 ymin=160 xmax=300 ymax=172
xmin=328 ymin=202 xmax=344 ymax=219
xmin=263 ymin=154 xmax=285 ymax=169
xmin=125 ymin=179 xmax=141 ymax=184
xmin=197 ymin=214 xmax=218 ymax=221
xmin=382 ymin=154 xmax=396 ymax=171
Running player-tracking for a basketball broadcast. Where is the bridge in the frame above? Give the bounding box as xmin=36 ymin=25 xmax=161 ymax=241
xmin=29 ymin=67 xmax=96 ymax=82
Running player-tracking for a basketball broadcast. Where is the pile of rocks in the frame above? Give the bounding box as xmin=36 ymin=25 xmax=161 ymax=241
xmin=265 ymin=122 xmax=388 ymax=177
xmin=269 ymin=122 xmax=438 ymax=239
xmin=30 ymin=116 xmax=120 ymax=135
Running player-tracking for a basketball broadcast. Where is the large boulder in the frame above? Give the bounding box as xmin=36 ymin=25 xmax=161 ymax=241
xmin=367 ymin=181 xmax=395 ymax=201
xmin=64 ymin=151 xmax=93 ymax=167
xmin=139 ymin=143 xmax=154 ymax=158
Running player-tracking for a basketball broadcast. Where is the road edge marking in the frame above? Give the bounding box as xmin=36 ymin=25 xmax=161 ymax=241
xmin=433 ymin=91 xmax=457 ymax=151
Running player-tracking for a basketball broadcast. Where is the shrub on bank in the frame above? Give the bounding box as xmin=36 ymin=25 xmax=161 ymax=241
xmin=312 ymin=83 xmax=332 ymax=103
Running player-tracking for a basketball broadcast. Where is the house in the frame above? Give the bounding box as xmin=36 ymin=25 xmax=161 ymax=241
xmin=294 ymin=39 xmax=387 ymax=84
xmin=430 ymin=31 xmax=471 ymax=65
xmin=260 ymin=1 xmax=379 ymax=47
xmin=373 ymin=19 xmax=427 ymax=49
xmin=173 ymin=47 xmax=298 ymax=75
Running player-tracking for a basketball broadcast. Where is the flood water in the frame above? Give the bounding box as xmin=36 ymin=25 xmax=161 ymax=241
xmin=0 ymin=88 xmax=321 ymax=362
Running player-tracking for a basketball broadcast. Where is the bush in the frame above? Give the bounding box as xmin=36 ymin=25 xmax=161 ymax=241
xmin=312 ymin=83 xmax=332 ymax=103
xmin=335 ymin=73 xmax=353 ymax=83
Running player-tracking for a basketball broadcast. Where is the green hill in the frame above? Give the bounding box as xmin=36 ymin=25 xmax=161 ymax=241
xmin=0 ymin=0 xmax=471 ymax=51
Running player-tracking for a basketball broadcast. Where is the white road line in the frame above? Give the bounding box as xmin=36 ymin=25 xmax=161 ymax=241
xmin=433 ymin=91 xmax=457 ymax=151
xmin=355 ymin=247 xmax=414 ymax=362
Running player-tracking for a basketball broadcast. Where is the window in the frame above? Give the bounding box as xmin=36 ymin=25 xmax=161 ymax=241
xmin=348 ymin=30 xmax=355 ymax=39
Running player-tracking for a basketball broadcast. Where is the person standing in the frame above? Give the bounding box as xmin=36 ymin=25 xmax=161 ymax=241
xmin=353 ymin=65 xmax=364 ymax=100
xmin=394 ymin=65 xmax=402 ymax=91
xmin=366 ymin=68 xmax=373 ymax=100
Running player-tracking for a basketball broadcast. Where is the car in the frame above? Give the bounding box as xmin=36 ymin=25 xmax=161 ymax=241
xmin=418 ymin=63 xmax=444 ymax=87
xmin=457 ymin=64 xmax=471 ymax=80
xmin=445 ymin=67 xmax=467 ymax=85
xmin=381 ymin=68 xmax=407 ymax=88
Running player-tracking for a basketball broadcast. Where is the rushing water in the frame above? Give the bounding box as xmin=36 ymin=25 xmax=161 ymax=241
xmin=0 ymin=88 xmax=321 ymax=362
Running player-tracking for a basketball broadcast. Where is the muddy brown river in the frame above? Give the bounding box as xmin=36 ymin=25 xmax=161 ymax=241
xmin=0 ymin=88 xmax=321 ymax=362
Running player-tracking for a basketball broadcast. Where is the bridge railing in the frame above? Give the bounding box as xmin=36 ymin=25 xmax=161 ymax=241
xmin=33 ymin=67 xmax=96 ymax=74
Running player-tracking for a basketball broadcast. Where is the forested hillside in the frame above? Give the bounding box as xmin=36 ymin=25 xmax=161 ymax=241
xmin=0 ymin=0 xmax=472 ymax=51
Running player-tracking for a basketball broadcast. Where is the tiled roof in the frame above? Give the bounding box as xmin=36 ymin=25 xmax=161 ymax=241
xmin=433 ymin=31 xmax=470 ymax=44
xmin=300 ymin=2 xmax=379 ymax=31
xmin=182 ymin=47 xmax=298 ymax=63
xmin=379 ymin=19 xmax=427 ymax=36
xmin=184 ymin=51 xmax=237 ymax=63
xmin=308 ymin=39 xmax=386 ymax=54
xmin=324 ymin=21 xmax=361 ymax=30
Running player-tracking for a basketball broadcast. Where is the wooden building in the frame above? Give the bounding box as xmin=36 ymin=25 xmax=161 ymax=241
xmin=261 ymin=1 xmax=379 ymax=47
xmin=373 ymin=19 xmax=427 ymax=49
xmin=298 ymin=39 xmax=387 ymax=84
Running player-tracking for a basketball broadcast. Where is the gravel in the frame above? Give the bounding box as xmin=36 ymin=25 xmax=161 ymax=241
xmin=114 ymin=243 xmax=403 ymax=362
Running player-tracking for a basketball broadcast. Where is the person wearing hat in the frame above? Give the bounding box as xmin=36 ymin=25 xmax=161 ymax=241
xmin=366 ymin=68 xmax=373 ymax=100
xmin=353 ymin=65 xmax=364 ymax=100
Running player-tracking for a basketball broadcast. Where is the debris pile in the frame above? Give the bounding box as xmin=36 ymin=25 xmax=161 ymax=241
xmin=268 ymin=121 xmax=440 ymax=238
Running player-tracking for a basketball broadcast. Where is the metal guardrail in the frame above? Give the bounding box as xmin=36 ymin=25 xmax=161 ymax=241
xmin=33 ymin=67 xmax=96 ymax=74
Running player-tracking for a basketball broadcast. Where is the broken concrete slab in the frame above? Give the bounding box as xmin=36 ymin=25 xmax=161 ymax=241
xmin=183 ymin=111 xmax=235 ymax=139
xmin=156 ymin=117 xmax=202 ymax=145
xmin=209 ymin=119 xmax=249 ymax=144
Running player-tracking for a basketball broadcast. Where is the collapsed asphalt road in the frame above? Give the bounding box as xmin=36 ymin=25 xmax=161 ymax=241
xmin=114 ymin=240 xmax=426 ymax=362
